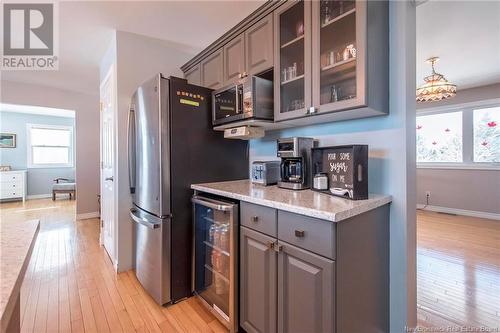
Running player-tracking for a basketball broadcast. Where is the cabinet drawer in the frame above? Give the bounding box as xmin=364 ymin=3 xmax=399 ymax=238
xmin=241 ymin=202 xmax=277 ymax=237
xmin=1 ymin=181 xmax=23 ymax=190
xmin=1 ymin=188 xmax=23 ymax=199
xmin=278 ymin=210 xmax=336 ymax=259
xmin=0 ymin=173 xmax=23 ymax=182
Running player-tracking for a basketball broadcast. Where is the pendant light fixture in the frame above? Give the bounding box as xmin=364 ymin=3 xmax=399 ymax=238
xmin=416 ymin=57 xmax=457 ymax=102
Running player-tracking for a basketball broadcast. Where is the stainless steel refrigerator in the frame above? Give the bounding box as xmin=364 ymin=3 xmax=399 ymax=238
xmin=128 ymin=74 xmax=248 ymax=305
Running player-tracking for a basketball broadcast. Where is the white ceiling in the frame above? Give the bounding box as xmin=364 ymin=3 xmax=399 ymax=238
xmin=0 ymin=1 xmax=264 ymax=95
xmin=416 ymin=1 xmax=500 ymax=90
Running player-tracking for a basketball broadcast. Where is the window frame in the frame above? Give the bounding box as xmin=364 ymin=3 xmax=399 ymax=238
xmin=416 ymin=98 xmax=500 ymax=170
xmin=27 ymin=123 xmax=75 ymax=169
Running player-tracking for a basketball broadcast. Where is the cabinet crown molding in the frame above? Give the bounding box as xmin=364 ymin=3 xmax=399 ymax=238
xmin=180 ymin=1 xmax=283 ymax=73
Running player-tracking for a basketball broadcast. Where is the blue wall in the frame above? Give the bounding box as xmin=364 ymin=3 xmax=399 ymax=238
xmin=249 ymin=114 xmax=399 ymax=196
xmin=0 ymin=112 xmax=75 ymax=196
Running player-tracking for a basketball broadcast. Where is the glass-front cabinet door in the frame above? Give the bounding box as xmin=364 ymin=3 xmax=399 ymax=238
xmin=312 ymin=0 xmax=366 ymax=114
xmin=274 ymin=1 xmax=312 ymax=121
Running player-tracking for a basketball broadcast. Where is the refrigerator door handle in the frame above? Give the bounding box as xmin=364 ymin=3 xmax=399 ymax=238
xmin=191 ymin=195 xmax=234 ymax=211
xmin=130 ymin=208 xmax=160 ymax=229
xmin=128 ymin=106 xmax=136 ymax=194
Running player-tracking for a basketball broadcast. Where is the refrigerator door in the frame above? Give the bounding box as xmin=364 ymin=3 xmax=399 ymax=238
xmin=130 ymin=207 xmax=171 ymax=304
xmin=130 ymin=75 xmax=170 ymax=217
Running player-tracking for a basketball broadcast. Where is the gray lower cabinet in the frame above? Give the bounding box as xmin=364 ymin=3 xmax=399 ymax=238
xmin=239 ymin=202 xmax=390 ymax=333
xmin=278 ymin=241 xmax=334 ymax=333
xmin=201 ymin=48 xmax=224 ymax=89
xmin=240 ymin=226 xmax=277 ymax=333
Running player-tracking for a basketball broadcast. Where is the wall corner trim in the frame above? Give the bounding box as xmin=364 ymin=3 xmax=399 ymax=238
xmin=417 ymin=204 xmax=500 ymax=221
xmin=76 ymin=211 xmax=100 ymax=220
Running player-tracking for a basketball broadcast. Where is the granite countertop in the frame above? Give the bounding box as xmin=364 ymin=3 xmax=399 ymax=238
xmin=0 ymin=219 xmax=40 ymax=326
xmin=191 ymin=180 xmax=392 ymax=222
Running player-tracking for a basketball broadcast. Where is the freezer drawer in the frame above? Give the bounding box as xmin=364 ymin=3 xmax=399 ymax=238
xmin=130 ymin=207 xmax=171 ymax=305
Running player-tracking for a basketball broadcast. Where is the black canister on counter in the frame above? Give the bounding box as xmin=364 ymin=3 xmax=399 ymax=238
xmin=311 ymin=145 xmax=368 ymax=200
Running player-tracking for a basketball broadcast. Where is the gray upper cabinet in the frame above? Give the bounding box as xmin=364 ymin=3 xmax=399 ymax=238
xmin=184 ymin=63 xmax=201 ymax=86
xmin=201 ymin=48 xmax=224 ymax=89
xmin=245 ymin=13 xmax=274 ymax=76
xmin=312 ymin=0 xmax=389 ymax=113
xmin=275 ymin=0 xmax=389 ymax=124
xmin=182 ymin=0 xmax=389 ymax=127
xmin=223 ymin=34 xmax=246 ymax=85
xmin=274 ymin=1 xmax=312 ymax=122
xmin=308 ymin=0 xmax=389 ymax=121
xmin=240 ymin=226 xmax=277 ymax=333
xmin=278 ymin=241 xmax=335 ymax=333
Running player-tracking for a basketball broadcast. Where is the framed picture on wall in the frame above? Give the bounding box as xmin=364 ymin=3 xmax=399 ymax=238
xmin=0 ymin=133 xmax=16 ymax=148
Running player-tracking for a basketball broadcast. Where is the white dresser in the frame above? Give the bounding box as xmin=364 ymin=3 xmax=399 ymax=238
xmin=0 ymin=170 xmax=27 ymax=202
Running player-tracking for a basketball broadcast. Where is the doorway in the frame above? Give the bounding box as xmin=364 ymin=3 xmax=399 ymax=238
xmin=415 ymin=1 xmax=500 ymax=329
xmin=100 ymin=65 xmax=117 ymax=265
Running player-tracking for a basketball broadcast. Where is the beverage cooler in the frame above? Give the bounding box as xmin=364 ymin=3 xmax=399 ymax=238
xmin=192 ymin=195 xmax=238 ymax=332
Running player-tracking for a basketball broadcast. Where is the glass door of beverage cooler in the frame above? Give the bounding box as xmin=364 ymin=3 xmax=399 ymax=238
xmin=192 ymin=195 xmax=238 ymax=332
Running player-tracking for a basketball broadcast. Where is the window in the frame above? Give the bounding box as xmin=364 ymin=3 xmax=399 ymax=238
xmin=27 ymin=124 xmax=74 ymax=168
xmin=416 ymin=111 xmax=463 ymax=163
xmin=417 ymin=101 xmax=500 ymax=169
xmin=473 ymin=106 xmax=500 ymax=163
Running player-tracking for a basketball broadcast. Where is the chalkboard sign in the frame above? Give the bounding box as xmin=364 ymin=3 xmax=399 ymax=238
xmin=311 ymin=145 xmax=368 ymax=200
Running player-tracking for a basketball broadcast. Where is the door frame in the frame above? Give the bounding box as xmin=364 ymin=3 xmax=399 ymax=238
xmin=99 ymin=64 xmax=117 ymax=268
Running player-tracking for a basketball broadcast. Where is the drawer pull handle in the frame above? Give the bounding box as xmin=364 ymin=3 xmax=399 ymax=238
xmin=294 ymin=230 xmax=305 ymax=237
xmin=251 ymin=216 xmax=259 ymax=223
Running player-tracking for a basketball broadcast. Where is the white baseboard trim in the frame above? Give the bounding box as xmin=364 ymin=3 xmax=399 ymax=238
xmin=27 ymin=193 xmax=52 ymax=199
xmin=76 ymin=211 xmax=100 ymax=220
xmin=417 ymin=204 xmax=500 ymax=221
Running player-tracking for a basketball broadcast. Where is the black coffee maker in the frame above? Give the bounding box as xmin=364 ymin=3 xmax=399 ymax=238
xmin=277 ymin=137 xmax=314 ymax=190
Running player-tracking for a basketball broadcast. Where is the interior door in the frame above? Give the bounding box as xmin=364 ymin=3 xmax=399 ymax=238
xmin=100 ymin=65 xmax=116 ymax=263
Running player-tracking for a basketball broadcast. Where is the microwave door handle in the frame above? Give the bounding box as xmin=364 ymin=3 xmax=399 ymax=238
xmin=235 ymin=84 xmax=240 ymax=114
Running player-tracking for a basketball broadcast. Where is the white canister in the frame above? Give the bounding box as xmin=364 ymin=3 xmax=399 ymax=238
xmin=313 ymin=173 xmax=329 ymax=190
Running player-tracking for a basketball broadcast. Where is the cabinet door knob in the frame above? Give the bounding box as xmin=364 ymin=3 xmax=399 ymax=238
xmin=294 ymin=230 xmax=305 ymax=237
xmin=267 ymin=241 xmax=275 ymax=250
xmin=251 ymin=216 xmax=259 ymax=223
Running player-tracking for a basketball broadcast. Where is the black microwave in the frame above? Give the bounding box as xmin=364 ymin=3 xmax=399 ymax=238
xmin=212 ymin=76 xmax=273 ymax=126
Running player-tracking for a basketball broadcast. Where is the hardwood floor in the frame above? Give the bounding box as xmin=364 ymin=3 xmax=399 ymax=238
xmin=417 ymin=210 xmax=500 ymax=329
xmin=0 ymin=199 xmax=226 ymax=333
xmin=2 ymin=199 xmax=499 ymax=331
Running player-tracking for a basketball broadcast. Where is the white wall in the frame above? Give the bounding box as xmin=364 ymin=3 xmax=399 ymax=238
xmin=1 ymin=81 xmax=100 ymax=215
xmin=100 ymin=31 xmax=196 ymax=272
